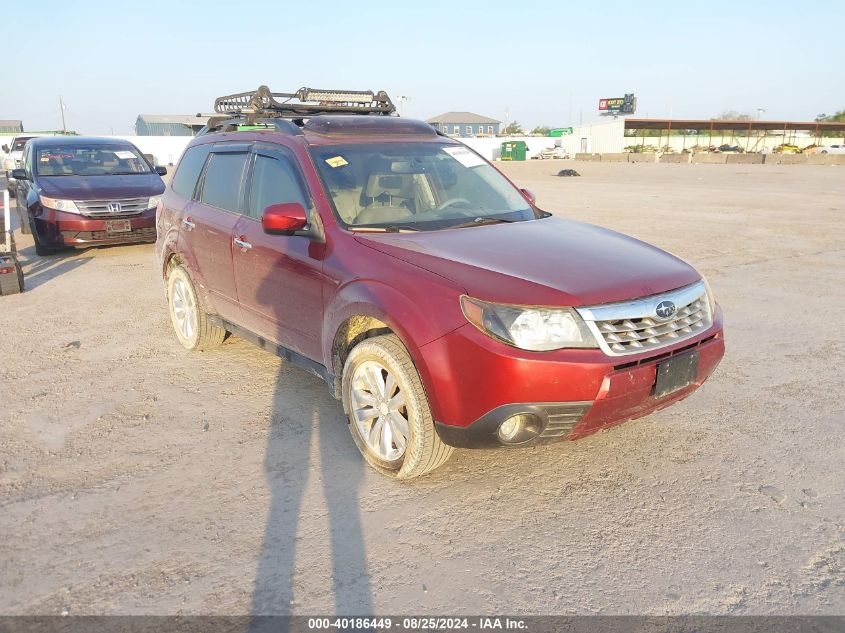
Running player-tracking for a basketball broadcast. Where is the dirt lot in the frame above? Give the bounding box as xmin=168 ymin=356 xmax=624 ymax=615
xmin=1 ymin=162 xmax=843 ymax=615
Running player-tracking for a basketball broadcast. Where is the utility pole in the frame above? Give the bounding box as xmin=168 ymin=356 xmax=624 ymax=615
xmin=59 ymin=96 xmax=67 ymax=133
xmin=396 ymin=95 xmax=409 ymax=116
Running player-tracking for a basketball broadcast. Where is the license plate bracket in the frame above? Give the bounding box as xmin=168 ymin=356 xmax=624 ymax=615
xmin=654 ymin=351 xmax=699 ymax=398
xmin=106 ymin=219 xmax=132 ymax=234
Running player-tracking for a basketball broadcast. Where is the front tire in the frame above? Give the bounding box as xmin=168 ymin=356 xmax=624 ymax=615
xmin=166 ymin=264 xmax=226 ymax=351
xmin=342 ymin=334 xmax=453 ymax=479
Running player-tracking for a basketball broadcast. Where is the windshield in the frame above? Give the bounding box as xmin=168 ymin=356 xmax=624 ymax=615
xmin=34 ymin=144 xmax=151 ymax=176
xmin=310 ymin=142 xmax=544 ymax=230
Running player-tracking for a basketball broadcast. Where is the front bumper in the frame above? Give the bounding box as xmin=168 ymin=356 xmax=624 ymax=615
xmin=32 ymin=207 xmax=157 ymax=247
xmin=421 ymin=307 xmax=725 ymax=448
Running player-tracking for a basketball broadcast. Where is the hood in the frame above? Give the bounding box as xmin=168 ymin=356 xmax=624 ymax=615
xmin=354 ymin=216 xmax=701 ymax=306
xmin=36 ymin=174 xmax=165 ymax=200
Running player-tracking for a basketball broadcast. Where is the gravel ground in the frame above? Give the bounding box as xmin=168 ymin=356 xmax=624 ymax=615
xmin=0 ymin=162 xmax=843 ymax=615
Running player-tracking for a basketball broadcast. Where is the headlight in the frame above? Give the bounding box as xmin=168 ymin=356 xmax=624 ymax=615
xmin=39 ymin=195 xmax=81 ymax=214
xmin=460 ymin=296 xmax=597 ymax=351
xmin=148 ymin=196 xmax=162 ymax=209
xmin=701 ymin=275 xmax=717 ymax=314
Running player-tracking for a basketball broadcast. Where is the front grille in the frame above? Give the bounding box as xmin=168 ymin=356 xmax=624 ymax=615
xmin=577 ymin=281 xmax=712 ymax=356
xmin=61 ymin=227 xmax=156 ymax=241
xmin=74 ymin=198 xmax=151 ymax=217
xmin=539 ymin=402 xmax=592 ymax=439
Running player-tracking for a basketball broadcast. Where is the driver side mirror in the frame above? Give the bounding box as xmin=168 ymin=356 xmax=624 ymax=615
xmin=519 ymin=188 xmax=536 ymax=204
xmin=1 ymin=144 xmax=8 ymax=153
xmin=262 ymin=202 xmax=308 ymax=235
xmin=155 ymin=166 xmax=167 ymax=176
xmin=11 ymin=168 xmax=27 ymax=181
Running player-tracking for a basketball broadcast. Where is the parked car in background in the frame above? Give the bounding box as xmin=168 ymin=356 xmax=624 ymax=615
xmin=3 ymin=135 xmax=38 ymax=194
xmin=817 ymin=144 xmax=845 ymax=154
xmin=11 ymin=136 xmax=166 ymax=255
xmin=156 ymin=85 xmax=725 ymax=479
xmin=772 ymin=143 xmax=800 ymax=154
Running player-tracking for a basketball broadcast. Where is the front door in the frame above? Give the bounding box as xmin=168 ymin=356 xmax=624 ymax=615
xmin=232 ymin=147 xmax=326 ymax=361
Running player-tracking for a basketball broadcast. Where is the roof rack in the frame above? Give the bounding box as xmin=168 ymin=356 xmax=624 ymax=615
xmin=216 ymin=85 xmax=394 ymax=118
xmin=198 ymin=85 xmax=397 ymax=136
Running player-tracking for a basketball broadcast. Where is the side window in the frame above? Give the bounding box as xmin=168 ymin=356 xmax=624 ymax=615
xmin=247 ymin=154 xmax=308 ymax=220
xmin=171 ymin=144 xmax=211 ymax=199
xmin=22 ymin=144 xmax=30 ymax=175
xmin=200 ymin=152 xmax=249 ymax=212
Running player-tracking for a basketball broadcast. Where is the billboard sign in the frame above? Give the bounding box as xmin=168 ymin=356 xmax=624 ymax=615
xmin=598 ymin=94 xmax=636 ymax=115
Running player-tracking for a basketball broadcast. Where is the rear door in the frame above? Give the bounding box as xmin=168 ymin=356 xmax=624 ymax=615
xmin=188 ymin=143 xmax=251 ymax=323
xmin=231 ymin=145 xmax=326 ymax=360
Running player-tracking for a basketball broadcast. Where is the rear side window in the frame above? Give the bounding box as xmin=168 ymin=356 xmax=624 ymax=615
xmin=247 ymin=155 xmax=309 ymax=219
xmin=172 ymin=144 xmax=211 ymax=199
xmin=200 ymin=152 xmax=248 ymax=212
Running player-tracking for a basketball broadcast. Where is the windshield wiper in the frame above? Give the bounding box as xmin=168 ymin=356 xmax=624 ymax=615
xmin=350 ymin=225 xmax=420 ymax=233
xmin=448 ymin=217 xmax=516 ymax=229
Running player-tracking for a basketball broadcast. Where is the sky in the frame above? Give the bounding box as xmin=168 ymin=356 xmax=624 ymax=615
xmin=3 ymin=0 xmax=844 ymax=135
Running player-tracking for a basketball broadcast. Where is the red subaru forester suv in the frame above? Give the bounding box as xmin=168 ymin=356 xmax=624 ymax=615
xmin=155 ymin=87 xmax=724 ymax=478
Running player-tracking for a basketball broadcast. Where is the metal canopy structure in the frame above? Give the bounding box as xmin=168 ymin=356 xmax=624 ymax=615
xmin=623 ymin=118 xmax=845 ymax=152
xmin=625 ymin=118 xmax=845 ymax=134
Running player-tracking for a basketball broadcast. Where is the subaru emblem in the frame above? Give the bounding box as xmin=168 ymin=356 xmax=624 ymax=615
xmin=655 ymin=300 xmax=677 ymax=319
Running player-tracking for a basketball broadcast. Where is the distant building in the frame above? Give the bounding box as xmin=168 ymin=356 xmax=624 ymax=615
xmin=426 ymin=112 xmax=500 ymax=137
xmin=0 ymin=120 xmax=24 ymax=133
xmin=135 ymin=114 xmax=214 ymax=136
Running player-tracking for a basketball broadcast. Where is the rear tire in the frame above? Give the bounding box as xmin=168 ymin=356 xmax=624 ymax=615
xmin=342 ymin=334 xmax=453 ymax=479
xmin=166 ymin=264 xmax=226 ymax=351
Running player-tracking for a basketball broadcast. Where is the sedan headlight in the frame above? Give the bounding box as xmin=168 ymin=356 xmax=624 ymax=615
xmin=148 ymin=196 xmax=162 ymax=209
xmin=461 ymin=296 xmax=597 ymax=351
xmin=39 ymin=195 xmax=81 ymax=214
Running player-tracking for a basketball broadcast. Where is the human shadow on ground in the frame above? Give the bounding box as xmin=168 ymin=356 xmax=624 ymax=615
xmin=250 ymin=257 xmax=373 ymax=630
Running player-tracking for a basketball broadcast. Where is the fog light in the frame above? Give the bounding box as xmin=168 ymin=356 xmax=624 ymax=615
xmin=497 ymin=413 xmax=542 ymax=444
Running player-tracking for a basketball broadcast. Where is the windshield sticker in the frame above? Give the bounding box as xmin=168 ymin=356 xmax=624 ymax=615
xmin=325 ymin=156 xmax=349 ymax=168
xmin=114 ymin=151 xmax=136 ymax=160
xmin=442 ymin=146 xmax=486 ymax=168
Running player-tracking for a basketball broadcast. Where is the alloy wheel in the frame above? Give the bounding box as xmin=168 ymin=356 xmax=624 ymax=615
xmin=171 ymin=277 xmax=196 ymax=341
xmin=349 ymin=360 xmax=409 ymax=462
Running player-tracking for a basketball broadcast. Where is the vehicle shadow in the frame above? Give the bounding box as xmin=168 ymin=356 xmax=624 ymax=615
xmin=250 ymin=269 xmax=373 ymax=627
xmin=18 ymin=246 xmax=92 ymax=290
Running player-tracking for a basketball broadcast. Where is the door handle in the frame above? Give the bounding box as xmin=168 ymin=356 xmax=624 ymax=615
xmin=234 ymin=236 xmax=252 ymax=251
xmin=182 ymin=217 xmax=195 ymax=231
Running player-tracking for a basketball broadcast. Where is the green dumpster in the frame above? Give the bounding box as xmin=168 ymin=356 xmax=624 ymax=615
xmin=500 ymin=140 xmax=527 ymax=161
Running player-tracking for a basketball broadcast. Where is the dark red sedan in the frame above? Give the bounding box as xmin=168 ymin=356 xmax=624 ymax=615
xmin=12 ymin=136 xmax=166 ymax=255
